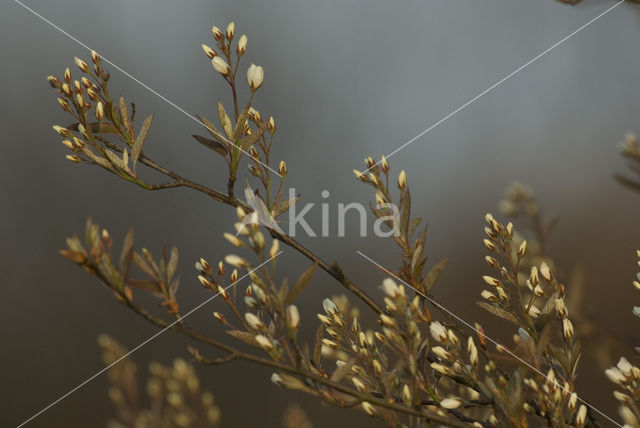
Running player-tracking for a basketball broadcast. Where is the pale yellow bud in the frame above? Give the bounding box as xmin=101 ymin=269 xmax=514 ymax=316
xmin=201 ymin=44 xmax=216 ymax=58
xmin=286 ymin=305 xmax=300 ymax=330
xmin=268 ymin=116 xmax=276 ymax=133
xmin=482 ymin=275 xmax=500 ymax=287
xmin=96 ymin=101 xmax=104 ymax=120
xmin=278 ymin=160 xmax=287 ymax=175
xmin=576 ymin=405 xmax=587 ymax=426
xmin=245 ymin=313 xmax=264 ymax=330
xmin=223 ymin=233 xmax=244 ymax=247
xmin=226 ymin=22 xmax=235 ymax=40
xmin=540 ymin=262 xmax=552 ymax=282
xmin=212 ymin=26 xmax=224 ymax=40
xmin=397 ymin=170 xmax=407 ymax=189
xmin=237 ymin=34 xmax=247 ymax=55
xmin=74 ymin=57 xmax=89 ymax=72
xmin=255 ymin=334 xmax=274 ymax=351
xmin=361 ymin=402 xmax=376 ymax=416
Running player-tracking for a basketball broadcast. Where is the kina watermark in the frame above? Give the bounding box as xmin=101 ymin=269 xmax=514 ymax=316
xmin=238 ymin=187 xmax=401 ymax=238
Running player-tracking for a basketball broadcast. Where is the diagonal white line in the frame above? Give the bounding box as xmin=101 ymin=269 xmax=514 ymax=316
xmin=16 ymin=251 xmax=283 ymax=427
xmin=356 ymin=250 xmax=622 ymax=428
xmin=13 ymin=0 xmax=282 ymax=178
xmin=361 ymin=0 xmax=626 ymax=175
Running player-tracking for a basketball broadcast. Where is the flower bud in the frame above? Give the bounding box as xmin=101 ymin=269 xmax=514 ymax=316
xmin=211 ymin=57 xmax=230 ymax=75
xmin=286 ymin=305 xmax=300 ymax=330
xmin=397 ymin=170 xmax=407 ymax=189
xmin=47 ymin=75 xmax=62 ymax=88
xmin=361 ymin=402 xmax=377 ymax=416
xmin=96 ymin=101 xmax=104 ymax=120
xmin=212 ymin=312 xmax=226 ymax=324
xmin=247 ymin=64 xmax=264 ymax=90
xmin=57 ymin=98 xmax=70 ymax=112
xmin=540 ymin=262 xmax=552 ymax=282
xmin=91 ymin=50 xmax=100 ymax=65
xmin=562 ymin=319 xmax=574 ymax=340
xmin=430 ymin=321 xmax=447 ymax=342
xmin=65 ymin=154 xmax=81 ymax=163
xmin=482 ymin=275 xmax=500 ymax=287
xmin=278 ymin=160 xmax=287 ymax=175
xmin=76 ymin=93 xmax=84 ymax=108
xmin=74 ymin=57 xmax=89 ymax=73
xmin=201 ymin=44 xmax=217 ymax=58
xmin=440 ymin=398 xmax=462 ymax=409
xmin=576 ymin=405 xmax=587 ymax=427
xmin=255 ymin=334 xmax=274 ymax=351
xmin=245 ymin=313 xmax=265 ymax=330
xmin=212 ymin=26 xmax=224 ymax=40
xmin=62 ymin=83 xmax=71 ymax=96
xmin=237 ymin=34 xmax=247 ymax=55
xmin=380 ymin=156 xmax=389 ymax=173
xmin=226 ymin=22 xmax=235 ymax=40
xmin=64 ymin=67 xmax=71 ymax=82
xmin=517 ymin=240 xmax=527 ymax=258
xmin=53 ymin=125 xmax=71 ymax=137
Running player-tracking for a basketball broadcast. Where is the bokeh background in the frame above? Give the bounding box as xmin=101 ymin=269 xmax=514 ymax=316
xmin=2 ymin=0 xmax=640 ymax=426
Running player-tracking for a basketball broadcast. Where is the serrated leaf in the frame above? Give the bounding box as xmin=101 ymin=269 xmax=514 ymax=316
xmin=217 ymin=102 xmax=233 ymax=140
xmin=119 ymin=227 xmax=135 ymax=278
xmin=423 ymin=258 xmax=447 ymax=292
xmin=192 ymin=134 xmax=228 ymax=156
xmin=237 ymin=121 xmax=269 ymax=150
xmin=400 ymin=188 xmax=411 ymax=238
xmin=226 ymin=330 xmax=259 ymax=347
xmin=166 ymin=245 xmax=179 ymax=280
xmin=131 ymin=114 xmax=153 ymax=168
xmin=196 ymin=115 xmax=228 ymax=145
xmin=286 ymin=263 xmax=318 ymax=305
xmin=274 ymin=195 xmax=299 ymax=218
xmin=127 ymin=278 xmax=162 ymax=295
xmin=476 ymin=302 xmax=520 ymax=325
xmin=133 ymin=252 xmax=157 ymax=279
xmin=119 ymin=97 xmax=132 ymax=141
xmin=313 ymin=325 xmax=323 ymax=369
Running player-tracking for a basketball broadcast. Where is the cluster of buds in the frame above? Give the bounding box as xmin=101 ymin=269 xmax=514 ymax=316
xmin=99 ymin=335 xmax=222 ymax=427
xmin=204 ymin=22 xmax=264 ymax=92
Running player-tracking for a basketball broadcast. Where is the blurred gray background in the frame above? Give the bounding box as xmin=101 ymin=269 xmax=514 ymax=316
xmin=2 ymin=0 xmax=640 ymax=426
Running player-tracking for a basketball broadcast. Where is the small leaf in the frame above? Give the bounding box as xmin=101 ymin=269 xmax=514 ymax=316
xmin=237 ymin=121 xmax=268 ymax=150
xmin=226 ymin=330 xmax=259 ymax=346
xmin=274 ymin=196 xmax=299 ymax=218
xmin=423 ymin=258 xmax=447 ymax=292
xmin=313 ymin=325 xmax=323 ymax=368
xmin=119 ymin=96 xmax=132 ymax=141
xmin=127 ymin=278 xmax=162 ymax=295
xmin=400 ymin=188 xmax=411 ymax=238
xmin=286 ymin=263 xmax=318 ymax=305
xmin=196 ymin=115 xmax=228 ymax=145
xmin=131 ymin=114 xmax=153 ymax=167
xmin=476 ymin=302 xmax=520 ymax=325
xmin=166 ymin=245 xmax=179 ymax=281
xmin=119 ymin=227 xmax=135 ymax=278
xmin=192 ymin=134 xmax=228 ymax=156
xmin=217 ymin=102 xmax=233 ymax=140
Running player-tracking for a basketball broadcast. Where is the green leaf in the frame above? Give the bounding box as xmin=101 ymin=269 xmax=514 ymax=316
xmin=192 ymin=134 xmax=228 ymax=156
xmin=423 ymin=258 xmax=447 ymax=292
xmin=131 ymin=114 xmax=153 ymax=168
xmin=476 ymin=302 xmax=520 ymax=325
xmin=286 ymin=262 xmax=318 ymax=305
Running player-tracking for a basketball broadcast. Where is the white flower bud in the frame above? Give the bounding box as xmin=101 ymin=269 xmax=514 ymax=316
xmin=245 ymin=313 xmax=264 ymax=330
xmin=212 ymin=57 xmax=230 ymax=75
xmin=286 ymin=305 xmax=300 ymax=330
xmin=440 ymin=397 xmax=462 ymax=409
xmin=430 ymin=321 xmax=447 ymax=343
xmin=255 ymin=334 xmax=273 ymax=351
xmin=576 ymin=405 xmax=587 ymax=426
xmin=247 ymin=63 xmax=264 ymax=90
xmin=225 ymin=254 xmax=248 ymax=267
xmin=382 ymin=278 xmax=399 ymax=298
xmin=540 ymin=262 xmax=552 ymax=282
